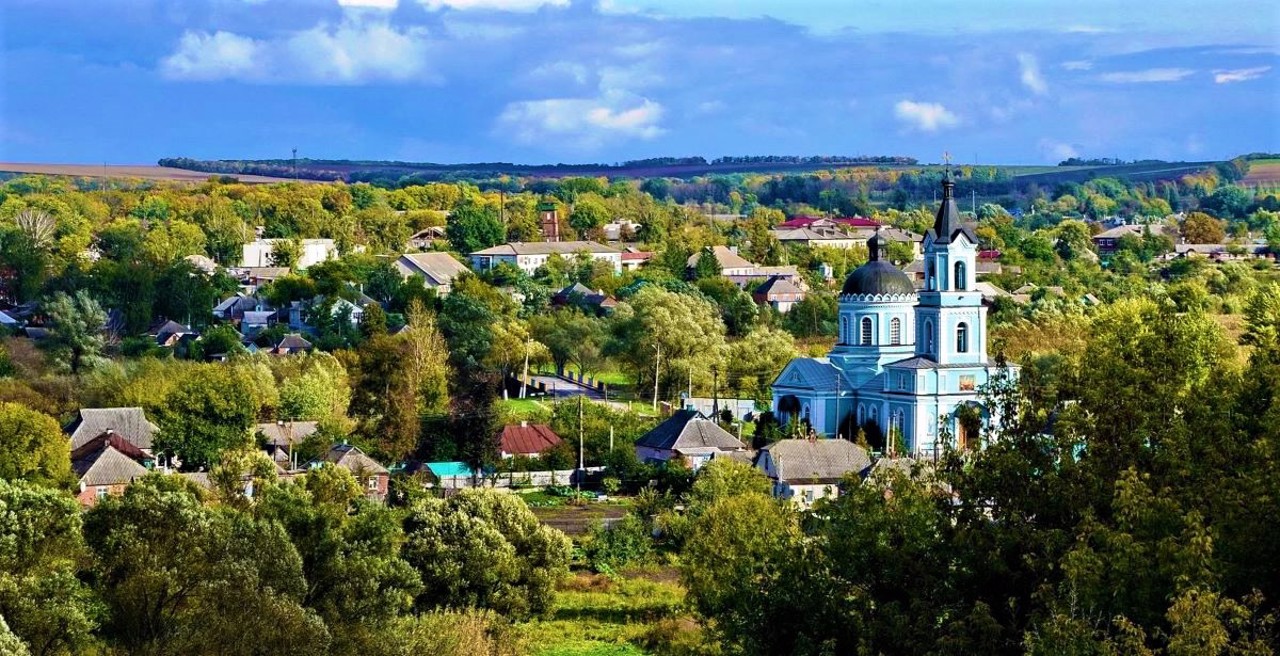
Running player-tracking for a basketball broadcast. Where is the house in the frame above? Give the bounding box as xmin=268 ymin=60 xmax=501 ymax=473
xmin=394 ymin=252 xmax=470 ymax=294
xmin=771 ymin=176 xmax=1017 ymax=458
xmin=256 ymin=420 xmax=319 ymax=461
xmin=1173 ymin=243 xmax=1272 ymax=261
xmin=469 ymin=241 xmax=623 ymax=275
xmin=213 ymin=294 xmax=272 ymax=322
xmin=602 ymin=220 xmax=641 ymax=242
xmin=688 ymin=246 xmax=757 ymax=277
xmin=551 ymin=283 xmax=618 ymax=315
xmin=753 ymin=276 xmax=806 ymax=313
xmin=240 ymin=267 xmax=291 ymax=286
xmin=497 ymin=421 xmax=564 ymax=459
xmin=148 ymin=319 xmax=196 ymax=347
xmin=241 ymin=238 xmax=337 ymax=269
xmin=620 ymin=250 xmax=654 ymax=271
xmin=755 ymin=438 xmax=872 ymax=508
xmin=71 ymin=431 xmax=152 ymax=506
xmin=407 ymin=225 xmax=448 ymax=250
xmin=184 ymin=254 xmax=219 ymax=275
xmin=309 ymin=444 xmax=390 ymax=500
xmin=633 ymin=409 xmax=748 ymax=470
xmin=272 ymin=334 xmax=313 ymax=355
xmin=1091 ymin=223 xmax=1179 ymax=255
xmin=775 ymin=216 xmax=881 ymax=230
xmin=774 ymin=221 xmax=923 ymax=259
xmin=66 ymin=407 xmax=158 ymax=454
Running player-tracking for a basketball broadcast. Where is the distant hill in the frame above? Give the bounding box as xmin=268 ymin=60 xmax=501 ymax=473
xmin=156 ymin=155 xmax=921 ymax=184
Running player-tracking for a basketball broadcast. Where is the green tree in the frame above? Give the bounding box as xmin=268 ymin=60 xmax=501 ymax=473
xmin=727 ymin=327 xmax=798 ymax=402
xmin=446 ymin=199 xmax=504 ymax=254
xmin=568 ymin=195 xmax=610 ymax=237
xmin=42 ymin=290 xmax=107 ymax=374
xmin=0 ymin=403 xmax=72 ymax=489
xmin=156 ymin=366 xmax=261 ymax=470
xmin=402 ymin=490 xmax=571 ymax=619
xmin=607 ymin=287 xmax=728 ymax=403
xmin=84 ymin=476 xmax=330 ymax=656
xmin=0 ymin=479 xmax=99 ymax=656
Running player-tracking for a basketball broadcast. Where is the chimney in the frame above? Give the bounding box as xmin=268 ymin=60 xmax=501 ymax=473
xmin=520 ymin=420 xmax=528 ymax=428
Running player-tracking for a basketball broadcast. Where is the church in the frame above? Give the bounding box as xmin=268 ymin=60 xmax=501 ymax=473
xmin=770 ymin=175 xmax=1015 ymax=456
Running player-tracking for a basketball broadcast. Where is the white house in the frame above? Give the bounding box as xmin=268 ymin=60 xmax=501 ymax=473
xmin=755 ymin=438 xmax=872 ymax=508
xmin=241 ymin=238 xmax=337 ymax=269
xmin=469 ymin=241 xmax=622 ymax=275
xmin=394 ymin=252 xmax=470 ymax=295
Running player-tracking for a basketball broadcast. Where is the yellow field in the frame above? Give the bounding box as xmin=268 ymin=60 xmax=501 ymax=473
xmin=0 ymin=162 xmax=302 ymax=184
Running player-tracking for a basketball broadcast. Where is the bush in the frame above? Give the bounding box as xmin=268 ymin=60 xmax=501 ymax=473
xmin=584 ymin=515 xmax=653 ymax=572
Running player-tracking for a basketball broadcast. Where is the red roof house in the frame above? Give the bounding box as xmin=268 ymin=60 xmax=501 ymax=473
xmin=498 ymin=422 xmax=564 ymax=458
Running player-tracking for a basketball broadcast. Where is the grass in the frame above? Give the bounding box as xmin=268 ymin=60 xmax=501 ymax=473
xmin=520 ymin=571 xmax=703 ymax=656
xmin=496 ymin=397 xmax=553 ymax=422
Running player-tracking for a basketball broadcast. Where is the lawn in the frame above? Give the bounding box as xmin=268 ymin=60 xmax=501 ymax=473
xmin=520 ymin=571 xmax=707 ymax=656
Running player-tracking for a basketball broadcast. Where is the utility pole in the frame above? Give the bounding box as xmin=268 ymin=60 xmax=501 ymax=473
xmin=711 ymin=365 xmax=719 ymax=419
xmin=292 ymin=148 xmax=298 ymax=181
xmin=652 ymin=343 xmax=661 ymax=410
xmin=577 ymin=395 xmax=584 ymax=493
xmin=609 ymin=425 xmax=614 ymax=452
xmin=835 ymin=371 xmax=842 ymax=440
xmin=520 ymin=337 xmax=531 ymax=399
xmin=972 ymin=189 xmax=977 ymax=215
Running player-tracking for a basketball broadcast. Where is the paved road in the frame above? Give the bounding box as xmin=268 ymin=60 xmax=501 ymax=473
xmin=526 ymin=374 xmax=604 ymax=399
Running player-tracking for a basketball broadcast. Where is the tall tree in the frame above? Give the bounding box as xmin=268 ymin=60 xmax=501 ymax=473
xmin=41 ymin=290 xmax=107 ymax=375
xmin=0 ymin=403 xmax=72 ymax=490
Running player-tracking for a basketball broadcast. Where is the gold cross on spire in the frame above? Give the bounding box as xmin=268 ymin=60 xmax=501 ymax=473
xmin=943 ymin=151 xmax=952 ymax=178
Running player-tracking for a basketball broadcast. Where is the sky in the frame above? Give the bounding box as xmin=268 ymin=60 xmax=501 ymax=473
xmin=1 ymin=0 xmax=1277 ymax=166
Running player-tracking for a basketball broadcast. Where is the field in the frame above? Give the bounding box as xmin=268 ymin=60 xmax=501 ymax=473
xmin=520 ymin=570 xmax=705 ymax=656
xmin=1009 ymin=161 xmax=1213 ymax=185
xmin=0 ymin=162 xmax=303 ymax=184
xmin=1242 ymin=158 xmax=1280 ymax=185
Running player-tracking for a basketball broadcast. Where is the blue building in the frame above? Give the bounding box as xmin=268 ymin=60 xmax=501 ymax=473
xmin=770 ymin=176 xmax=1015 ymax=456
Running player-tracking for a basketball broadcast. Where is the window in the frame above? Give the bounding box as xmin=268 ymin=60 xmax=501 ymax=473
xmin=890 ymin=317 xmax=902 ymax=345
xmin=860 ymin=317 xmax=873 ymax=345
xmin=959 ymin=375 xmax=976 ymax=391
xmin=96 ymin=486 xmax=108 ymax=499
xmin=957 ymin=322 xmax=969 ymax=353
xmin=954 ymin=261 xmax=967 ymax=290
xmin=840 ymin=316 xmax=849 ymax=344
xmin=924 ymin=319 xmax=935 ymax=354
xmin=367 ymin=477 xmax=379 ymax=491
xmin=897 ymin=373 xmax=906 ymax=391
xmin=856 ymin=404 xmax=865 ymax=425
xmin=925 ymin=261 xmax=935 ymax=290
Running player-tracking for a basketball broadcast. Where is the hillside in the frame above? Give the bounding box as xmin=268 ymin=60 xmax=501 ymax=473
xmin=0 ymin=162 xmax=303 ymax=184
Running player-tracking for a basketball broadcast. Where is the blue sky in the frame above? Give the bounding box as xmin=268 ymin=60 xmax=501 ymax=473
xmin=1 ymin=0 xmax=1277 ymax=166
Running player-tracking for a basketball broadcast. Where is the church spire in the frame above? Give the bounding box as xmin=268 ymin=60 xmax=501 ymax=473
xmin=932 ymin=160 xmax=963 ymax=245
xmin=867 ymin=225 xmax=886 ymax=261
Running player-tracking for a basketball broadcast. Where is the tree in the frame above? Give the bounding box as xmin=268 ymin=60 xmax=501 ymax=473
xmin=1182 ymin=211 xmax=1226 ymax=244
xmin=567 ymin=195 xmax=610 ymax=237
xmin=727 ymin=327 xmax=798 ymax=402
xmin=445 ymin=199 xmax=504 ymax=254
xmin=0 ymin=479 xmax=99 ymax=656
xmin=84 ymin=476 xmax=330 ymax=656
xmin=270 ymin=238 xmax=304 ymax=269
xmin=607 ymin=287 xmax=727 ymax=402
xmin=0 ymin=403 xmax=72 ymax=489
xmin=42 ymin=291 xmax=107 ymax=374
xmin=257 ymin=473 xmax=422 ymax=654
xmin=681 ymin=492 xmax=808 ymax=654
xmin=529 ymin=310 xmax=605 ymax=377
xmin=156 ymin=365 xmax=261 ymax=470
xmin=402 ymin=490 xmax=571 ymax=619
xmin=1054 ymin=219 xmax=1093 ymax=261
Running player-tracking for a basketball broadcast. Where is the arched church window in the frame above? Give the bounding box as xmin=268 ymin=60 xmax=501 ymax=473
xmin=856 ymin=404 xmax=864 ymax=425
xmin=954 ymin=261 xmax=967 ymax=291
xmin=860 ymin=317 xmax=872 ymax=345
xmin=924 ymin=319 xmax=935 ymax=354
xmin=890 ymin=318 xmax=902 ymax=345
xmin=925 ymin=261 xmax=934 ymax=290
xmin=957 ymin=322 xmax=969 ymax=353
xmin=840 ymin=316 xmax=849 ymax=345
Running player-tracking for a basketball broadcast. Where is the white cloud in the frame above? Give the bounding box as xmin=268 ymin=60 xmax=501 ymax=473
xmin=1098 ymin=68 xmax=1195 ymax=83
xmin=1062 ymin=24 xmax=1111 ymax=34
xmin=893 ymin=100 xmax=959 ymax=132
xmin=160 ymin=18 xmax=434 ymax=84
xmin=338 ymin=0 xmax=398 ymax=8
xmin=419 ymin=0 xmax=568 ymax=10
xmin=1213 ymin=66 xmax=1270 ymax=83
xmin=496 ymin=89 xmax=665 ymax=150
xmin=1017 ymin=53 xmax=1048 ymax=95
xmin=161 ymin=31 xmax=261 ymax=81
xmin=694 ymin=100 xmax=726 ymax=115
xmin=1038 ymin=138 xmax=1079 ymax=161
xmin=1062 ymin=60 xmax=1093 ymax=71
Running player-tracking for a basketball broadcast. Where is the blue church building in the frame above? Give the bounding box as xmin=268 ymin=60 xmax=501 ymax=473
xmin=770 ymin=176 xmax=1015 ymax=456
